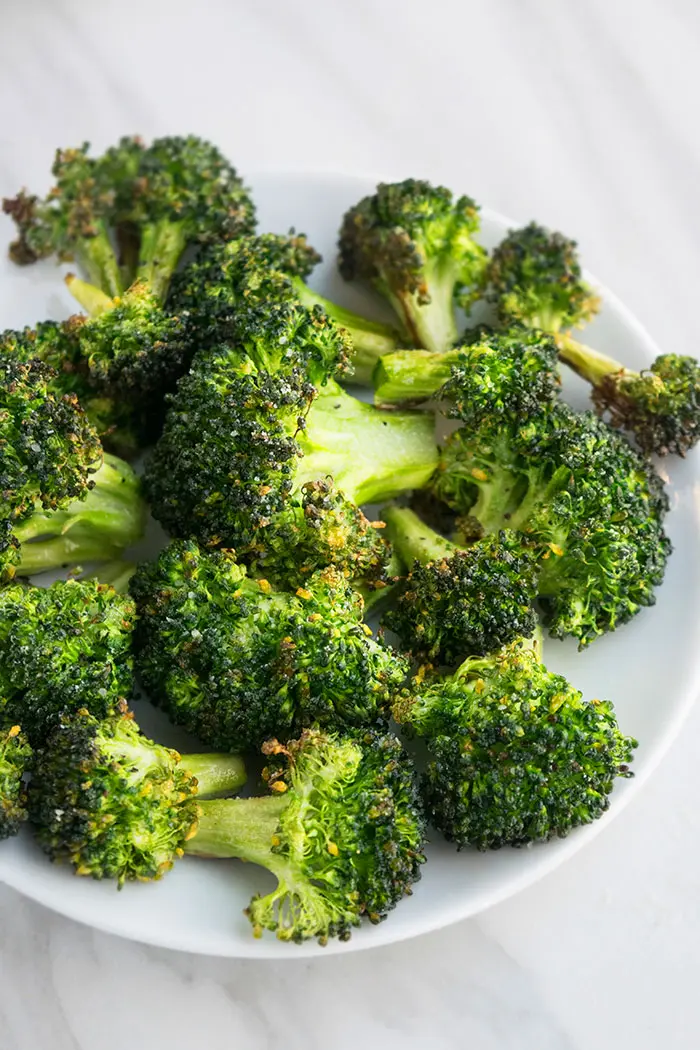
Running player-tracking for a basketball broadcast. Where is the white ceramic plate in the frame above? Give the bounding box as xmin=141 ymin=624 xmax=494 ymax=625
xmin=0 ymin=171 xmax=699 ymax=959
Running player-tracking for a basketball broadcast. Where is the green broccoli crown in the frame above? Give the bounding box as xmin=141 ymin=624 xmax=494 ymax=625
xmin=0 ymin=579 xmax=135 ymax=744
xmin=189 ymin=727 xmax=426 ymax=943
xmin=2 ymin=143 xmax=115 ymax=265
xmin=68 ymin=279 xmax=190 ymax=400
xmin=28 ymin=705 xmax=200 ymax=884
xmin=240 ymin=479 xmax=392 ymax=592
xmin=486 ymin=222 xmax=601 ymax=333
xmin=339 ymin=179 xmax=485 ymax=302
xmin=441 ymin=326 xmax=561 ymax=425
xmin=131 ymin=542 xmax=408 ymax=752
xmin=0 ymin=352 xmax=102 ymax=580
xmin=128 ymin=135 xmax=255 ymax=242
xmin=436 ymin=403 xmax=671 ymax=645
xmin=143 ymin=343 xmax=315 ymax=548
xmin=168 ymin=232 xmax=322 ymax=348
xmin=383 ymin=508 xmax=538 ymax=665
xmin=0 ymin=723 xmax=32 ymax=840
xmin=394 ymin=640 xmax=636 ymax=849
xmin=591 ymin=353 xmax=700 ymax=457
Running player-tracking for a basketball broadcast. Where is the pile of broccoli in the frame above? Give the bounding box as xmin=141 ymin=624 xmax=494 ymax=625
xmin=0 ymin=139 xmax=687 ymax=946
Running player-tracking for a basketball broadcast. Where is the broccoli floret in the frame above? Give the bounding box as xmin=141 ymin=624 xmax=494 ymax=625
xmin=144 ymin=302 xmax=438 ymax=586
xmin=435 ymin=402 xmax=671 ymax=646
xmin=372 ymin=326 xmax=560 ymax=413
xmin=487 ymin=223 xmax=700 ymax=456
xmin=393 ymin=635 xmax=636 ymax=849
xmin=0 ymin=321 xmax=161 ymax=457
xmin=0 ymin=578 xmax=135 ymax=743
xmin=559 ymin=344 xmax=700 ymax=458
xmin=0 ymin=352 xmax=103 ymax=581
xmin=169 ymin=232 xmax=401 ymax=385
xmin=338 ymin=180 xmax=487 ymax=354
xmin=28 ymin=704 xmax=247 ymax=884
xmin=4 ymin=136 xmax=255 ymax=411
xmin=0 ymin=723 xmax=32 ymax=840
xmin=12 ymin=453 xmax=146 ymax=577
xmin=381 ymin=505 xmax=538 ymax=664
xmin=186 ymin=727 xmax=425 ymax=943
xmin=130 ymin=541 xmax=408 ymax=752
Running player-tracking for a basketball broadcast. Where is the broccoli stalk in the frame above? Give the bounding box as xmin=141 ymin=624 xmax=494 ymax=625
xmin=13 ymin=454 xmax=146 ymax=576
xmin=185 ymin=728 xmax=425 ymax=943
xmin=294 ymin=379 xmax=439 ymax=504
xmin=381 ymin=505 xmax=537 ymax=663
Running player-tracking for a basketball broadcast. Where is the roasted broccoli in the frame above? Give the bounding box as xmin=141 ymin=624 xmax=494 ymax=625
xmin=381 ymin=505 xmax=537 ymax=664
xmin=186 ymin=727 xmax=425 ymax=943
xmin=0 ymin=352 xmax=104 ymax=580
xmin=4 ymin=136 xmax=255 ymax=404
xmin=130 ymin=541 xmax=408 ymax=752
xmin=0 ymin=723 xmax=32 ymax=840
xmin=372 ymin=326 xmax=560 ymax=413
xmin=12 ymin=453 xmax=146 ymax=577
xmin=338 ymin=180 xmax=487 ymax=355
xmin=169 ymin=232 xmax=401 ymax=385
xmin=144 ymin=298 xmax=438 ymax=588
xmin=29 ymin=704 xmax=247 ymax=884
xmin=434 ymin=402 xmax=671 ymax=646
xmin=0 ymin=578 xmax=136 ymax=743
xmin=487 ymin=223 xmax=700 ymax=456
xmin=393 ymin=634 xmax=636 ymax=848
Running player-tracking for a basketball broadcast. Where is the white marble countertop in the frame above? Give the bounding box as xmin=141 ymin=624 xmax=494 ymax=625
xmin=1 ymin=1 xmax=699 ymax=1046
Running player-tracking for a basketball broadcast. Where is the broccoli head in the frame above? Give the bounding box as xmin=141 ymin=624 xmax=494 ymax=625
xmin=186 ymin=727 xmax=426 ymax=943
xmin=0 ymin=578 xmax=135 ymax=743
xmin=338 ymin=180 xmax=487 ymax=354
xmin=393 ymin=636 xmax=636 ymax=849
xmin=130 ymin=541 xmax=408 ymax=753
xmin=372 ymin=325 xmax=560 ymax=414
xmin=486 ymin=222 xmax=600 ymax=334
xmin=381 ymin=505 xmax=538 ymax=665
xmin=169 ymin=232 xmax=401 ymax=384
xmin=0 ymin=723 xmax=32 ymax=840
xmin=28 ymin=704 xmax=247 ymax=884
xmin=0 ymin=352 xmax=103 ymax=580
xmin=435 ymin=402 xmax=671 ymax=646
xmin=144 ymin=301 xmax=438 ymax=587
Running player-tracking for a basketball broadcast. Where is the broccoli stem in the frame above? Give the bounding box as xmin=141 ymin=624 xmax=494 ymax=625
xmin=137 ymin=219 xmax=189 ymax=302
xmin=180 ymin=754 xmax=247 ymax=799
xmin=373 ymin=349 xmax=458 ymax=404
xmin=388 ymin=258 xmax=459 ymax=355
xmin=75 ymin=221 xmax=124 ymax=298
xmin=65 ymin=274 xmax=114 ymax=316
xmin=186 ymin=795 xmax=289 ymax=863
xmin=557 ymin=334 xmax=632 ymax=388
xmin=382 ymin=505 xmax=456 ymax=567
xmin=292 ymin=279 xmax=400 ymax=385
xmin=295 ymin=380 xmax=439 ymax=505
xmin=14 ymin=454 xmax=146 ymax=575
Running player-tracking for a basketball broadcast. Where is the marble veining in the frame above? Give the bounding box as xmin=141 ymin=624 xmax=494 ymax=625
xmin=1 ymin=1 xmax=699 ymax=1047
